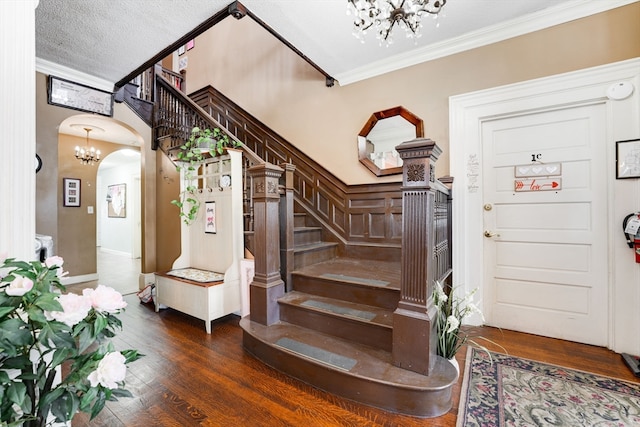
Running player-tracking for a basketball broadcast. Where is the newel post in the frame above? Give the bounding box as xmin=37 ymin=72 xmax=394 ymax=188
xmin=248 ymin=162 xmax=285 ymax=325
xmin=392 ymin=138 xmax=442 ymax=376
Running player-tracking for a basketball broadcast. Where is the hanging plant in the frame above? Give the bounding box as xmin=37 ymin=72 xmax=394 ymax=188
xmin=171 ymin=127 xmax=241 ymax=225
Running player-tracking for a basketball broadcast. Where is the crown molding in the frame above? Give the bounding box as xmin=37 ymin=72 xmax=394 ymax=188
xmin=35 ymin=57 xmax=114 ymax=92
xmin=336 ymin=0 xmax=638 ymax=86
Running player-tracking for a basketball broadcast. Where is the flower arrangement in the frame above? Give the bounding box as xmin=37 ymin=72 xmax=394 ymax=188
xmin=433 ymin=281 xmax=485 ymax=360
xmin=171 ymin=126 xmax=242 ymax=225
xmin=0 ymin=254 xmax=141 ymax=427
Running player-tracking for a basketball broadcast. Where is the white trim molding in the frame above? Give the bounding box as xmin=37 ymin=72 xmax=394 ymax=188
xmin=337 ymin=0 xmax=637 ymax=86
xmin=36 ymin=57 xmax=114 ymax=92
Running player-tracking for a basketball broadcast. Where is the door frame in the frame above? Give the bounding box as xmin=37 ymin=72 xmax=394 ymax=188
xmin=449 ymin=58 xmax=640 ymax=354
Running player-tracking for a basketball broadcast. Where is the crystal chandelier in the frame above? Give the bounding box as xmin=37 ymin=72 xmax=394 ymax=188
xmin=347 ymin=0 xmax=447 ymax=45
xmin=75 ymin=127 xmax=101 ymax=165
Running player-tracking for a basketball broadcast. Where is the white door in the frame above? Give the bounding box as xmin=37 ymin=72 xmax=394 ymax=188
xmin=481 ymin=102 xmax=608 ymax=346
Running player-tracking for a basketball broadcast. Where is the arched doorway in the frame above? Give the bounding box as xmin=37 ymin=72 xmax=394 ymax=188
xmin=55 ymin=114 xmax=143 ymax=295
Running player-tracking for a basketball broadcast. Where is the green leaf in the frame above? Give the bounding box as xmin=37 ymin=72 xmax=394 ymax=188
xmin=90 ymin=390 xmax=107 ymax=420
xmin=38 ymin=387 xmax=64 ymax=414
xmin=0 ymin=306 xmax=15 ymax=318
xmin=50 ymin=390 xmax=79 ymax=423
xmin=6 ymin=382 xmax=27 ymax=407
xmin=79 ymin=386 xmax=99 ymax=411
xmin=34 ymin=293 xmax=63 ymax=311
xmin=51 ymin=347 xmax=75 ymax=369
xmin=77 ymin=325 xmax=95 ymax=354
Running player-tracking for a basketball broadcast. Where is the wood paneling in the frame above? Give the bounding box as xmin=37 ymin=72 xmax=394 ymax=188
xmin=190 ymin=86 xmax=405 ymax=255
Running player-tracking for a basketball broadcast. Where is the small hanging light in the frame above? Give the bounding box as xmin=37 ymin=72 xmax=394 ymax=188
xmin=75 ymin=127 xmax=101 ymax=165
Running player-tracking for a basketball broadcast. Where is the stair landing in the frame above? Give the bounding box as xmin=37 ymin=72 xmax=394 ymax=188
xmin=240 ymin=318 xmax=458 ymax=418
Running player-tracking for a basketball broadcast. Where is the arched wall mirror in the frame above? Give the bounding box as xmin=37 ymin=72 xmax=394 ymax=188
xmin=357 ymin=106 xmax=424 ymax=176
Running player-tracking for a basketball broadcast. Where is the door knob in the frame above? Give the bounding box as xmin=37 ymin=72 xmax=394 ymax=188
xmin=484 ymin=230 xmax=500 ymax=238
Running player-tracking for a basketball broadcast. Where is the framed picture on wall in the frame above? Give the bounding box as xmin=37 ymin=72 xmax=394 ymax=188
xmin=616 ymin=138 xmax=640 ymax=179
xmin=107 ymin=183 xmax=126 ymax=218
xmin=205 ymin=201 xmax=216 ymax=234
xmin=47 ymin=75 xmax=114 ymax=117
xmin=63 ymin=178 xmax=81 ymax=207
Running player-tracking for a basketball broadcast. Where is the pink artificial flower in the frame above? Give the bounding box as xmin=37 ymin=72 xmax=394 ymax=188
xmin=45 ymin=293 xmax=92 ymax=327
xmin=83 ymin=285 xmax=127 ymax=313
xmin=44 ymin=255 xmax=68 ymax=278
xmin=5 ymin=276 xmax=34 ymax=296
xmin=87 ymin=351 xmax=127 ymax=389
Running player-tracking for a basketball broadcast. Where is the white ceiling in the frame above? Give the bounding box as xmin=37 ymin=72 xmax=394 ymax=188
xmin=36 ymin=0 xmax=635 ymax=144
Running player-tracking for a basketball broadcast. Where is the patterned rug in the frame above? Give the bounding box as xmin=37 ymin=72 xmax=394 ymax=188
xmin=457 ymin=347 xmax=640 ymax=426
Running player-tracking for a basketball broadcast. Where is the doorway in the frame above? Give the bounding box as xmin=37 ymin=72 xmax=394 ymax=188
xmin=449 ymin=58 xmax=640 ymax=353
xmin=480 ymin=103 xmax=608 ymax=345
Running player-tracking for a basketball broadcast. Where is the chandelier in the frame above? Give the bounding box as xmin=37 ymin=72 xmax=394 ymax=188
xmin=75 ymin=127 xmax=101 ymax=165
xmin=347 ymin=0 xmax=447 ymax=45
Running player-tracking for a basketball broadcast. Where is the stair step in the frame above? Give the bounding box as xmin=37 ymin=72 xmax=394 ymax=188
xmin=292 ymin=258 xmax=400 ymax=310
xmin=279 ymin=291 xmax=392 ymax=350
xmin=293 ymin=212 xmax=308 ymax=227
xmin=240 ymin=318 xmax=458 ymax=418
xmin=293 ymin=242 xmax=338 ymax=269
xmin=293 ymin=226 xmax=323 ymax=246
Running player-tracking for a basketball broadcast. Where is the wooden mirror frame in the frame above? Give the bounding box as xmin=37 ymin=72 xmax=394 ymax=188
xmin=357 ymin=106 xmax=424 ymax=176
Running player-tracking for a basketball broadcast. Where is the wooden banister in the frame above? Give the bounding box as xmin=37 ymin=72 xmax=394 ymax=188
xmin=154 ymin=72 xmax=264 ymax=166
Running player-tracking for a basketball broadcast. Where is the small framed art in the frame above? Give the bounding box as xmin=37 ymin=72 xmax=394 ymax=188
xmin=107 ymin=183 xmax=126 ymax=218
xmin=205 ymin=201 xmax=216 ymax=234
xmin=63 ymin=178 xmax=81 ymax=207
xmin=616 ymin=138 xmax=640 ymax=179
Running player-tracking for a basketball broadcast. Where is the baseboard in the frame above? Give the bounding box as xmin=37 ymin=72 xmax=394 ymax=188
xmin=98 ymin=247 xmax=132 ymax=257
xmin=62 ymin=273 xmax=98 ymax=285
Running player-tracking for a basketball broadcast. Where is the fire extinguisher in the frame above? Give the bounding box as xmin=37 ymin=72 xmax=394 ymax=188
xmin=623 ymin=212 xmax=640 ymax=263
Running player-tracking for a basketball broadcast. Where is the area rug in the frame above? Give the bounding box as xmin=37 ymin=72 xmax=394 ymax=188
xmin=457 ymin=347 xmax=640 ymax=426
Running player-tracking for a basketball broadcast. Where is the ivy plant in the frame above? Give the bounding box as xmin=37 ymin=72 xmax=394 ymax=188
xmin=171 ymin=126 xmax=241 ymax=225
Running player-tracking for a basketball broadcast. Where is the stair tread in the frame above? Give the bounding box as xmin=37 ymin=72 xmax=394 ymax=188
xmin=279 ymin=291 xmax=393 ymax=328
xmin=293 ymin=257 xmax=400 ymax=289
xmin=240 ymin=317 xmax=456 ymax=390
xmin=293 ymin=241 xmax=339 ymax=252
xmin=294 ymin=226 xmax=322 ymax=232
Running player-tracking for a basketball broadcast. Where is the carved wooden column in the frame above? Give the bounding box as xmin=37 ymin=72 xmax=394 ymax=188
xmin=279 ymin=163 xmax=296 ymax=292
xmin=392 ymin=138 xmax=442 ymax=376
xmin=248 ymin=162 xmax=285 ymax=325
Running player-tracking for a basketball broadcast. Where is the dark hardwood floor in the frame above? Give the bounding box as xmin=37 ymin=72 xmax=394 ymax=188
xmin=70 ymin=293 xmax=638 ymax=426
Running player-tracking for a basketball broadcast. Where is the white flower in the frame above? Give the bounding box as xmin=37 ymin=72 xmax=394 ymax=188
xmin=465 ymin=302 xmax=485 ymax=322
xmin=45 ymin=293 xmax=92 ymax=327
xmin=44 ymin=255 xmax=68 ymax=278
xmin=87 ymin=352 xmax=127 ymax=389
xmin=434 ymin=281 xmax=448 ymax=304
xmin=83 ymin=285 xmax=127 ymax=313
xmin=4 ymin=276 xmax=34 ymax=296
xmin=445 ymin=315 xmax=460 ymax=334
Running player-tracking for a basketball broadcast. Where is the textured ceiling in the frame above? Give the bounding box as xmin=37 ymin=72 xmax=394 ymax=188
xmin=36 ymin=0 xmax=635 ymax=144
xmin=36 ymin=0 xmax=634 ymax=88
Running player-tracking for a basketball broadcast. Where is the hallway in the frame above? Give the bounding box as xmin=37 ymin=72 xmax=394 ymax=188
xmin=67 ymin=248 xmax=141 ymax=296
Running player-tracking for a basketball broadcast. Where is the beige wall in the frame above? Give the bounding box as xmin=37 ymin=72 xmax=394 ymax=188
xmin=57 ymin=134 xmax=131 ymax=275
xmin=184 ymin=3 xmax=640 ymax=185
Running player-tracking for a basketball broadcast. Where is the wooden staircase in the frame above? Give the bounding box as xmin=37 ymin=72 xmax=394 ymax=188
xmin=241 ymin=211 xmax=457 ymax=418
xmin=138 ymin=69 xmax=457 ymax=418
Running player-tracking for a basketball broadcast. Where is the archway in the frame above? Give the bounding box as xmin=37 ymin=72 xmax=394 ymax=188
xmin=55 ymin=114 xmax=143 ymax=291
